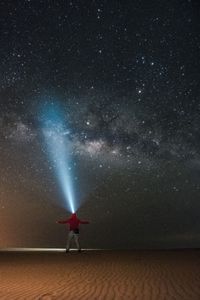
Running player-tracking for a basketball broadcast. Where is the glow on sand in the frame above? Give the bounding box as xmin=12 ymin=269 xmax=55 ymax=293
xmin=41 ymin=104 xmax=76 ymax=213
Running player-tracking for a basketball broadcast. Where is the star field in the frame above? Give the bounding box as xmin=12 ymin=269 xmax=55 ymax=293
xmin=0 ymin=0 xmax=200 ymax=248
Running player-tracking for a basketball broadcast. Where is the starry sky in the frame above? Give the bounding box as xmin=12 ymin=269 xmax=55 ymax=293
xmin=0 ymin=0 xmax=200 ymax=249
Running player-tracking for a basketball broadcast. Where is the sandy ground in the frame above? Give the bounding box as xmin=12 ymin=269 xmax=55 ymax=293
xmin=0 ymin=250 xmax=200 ymax=300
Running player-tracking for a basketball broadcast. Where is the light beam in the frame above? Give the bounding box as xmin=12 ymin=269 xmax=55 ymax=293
xmin=41 ymin=103 xmax=76 ymax=213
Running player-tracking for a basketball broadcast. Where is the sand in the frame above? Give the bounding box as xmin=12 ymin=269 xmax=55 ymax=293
xmin=0 ymin=249 xmax=200 ymax=299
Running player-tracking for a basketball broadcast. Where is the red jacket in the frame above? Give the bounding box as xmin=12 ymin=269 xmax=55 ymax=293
xmin=58 ymin=213 xmax=89 ymax=231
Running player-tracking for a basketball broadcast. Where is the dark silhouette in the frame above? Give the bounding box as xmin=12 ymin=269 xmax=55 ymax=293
xmin=57 ymin=213 xmax=89 ymax=252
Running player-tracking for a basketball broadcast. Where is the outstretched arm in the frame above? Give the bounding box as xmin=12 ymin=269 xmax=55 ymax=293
xmin=57 ymin=219 xmax=69 ymax=224
xmin=79 ymin=220 xmax=89 ymax=224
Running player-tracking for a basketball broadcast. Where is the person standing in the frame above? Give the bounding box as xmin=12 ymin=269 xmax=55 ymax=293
xmin=57 ymin=213 xmax=89 ymax=252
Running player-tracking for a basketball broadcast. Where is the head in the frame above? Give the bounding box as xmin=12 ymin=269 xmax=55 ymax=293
xmin=71 ymin=213 xmax=77 ymax=219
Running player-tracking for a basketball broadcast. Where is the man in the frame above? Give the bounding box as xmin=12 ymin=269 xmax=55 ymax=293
xmin=57 ymin=213 xmax=89 ymax=252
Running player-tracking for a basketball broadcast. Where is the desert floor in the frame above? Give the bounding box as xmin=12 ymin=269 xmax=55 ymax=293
xmin=0 ymin=249 xmax=200 ymax=299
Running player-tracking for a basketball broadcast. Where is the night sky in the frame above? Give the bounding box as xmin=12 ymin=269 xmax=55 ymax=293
xmin=0 ymin=0 xmax=200 ymax=249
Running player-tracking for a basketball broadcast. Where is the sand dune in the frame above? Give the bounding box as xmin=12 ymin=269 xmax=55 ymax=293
xmin=0 ymin=250 xmax=199 ymax=299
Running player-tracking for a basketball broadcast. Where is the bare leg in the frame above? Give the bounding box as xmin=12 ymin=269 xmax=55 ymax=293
xmin=74 ymin=234 xmax=81 ymax=251
xmin=66 ymin=231 xmax=73 ymax=251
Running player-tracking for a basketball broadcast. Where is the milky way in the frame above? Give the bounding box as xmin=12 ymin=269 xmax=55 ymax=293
xmin=0 ymin=0 xmax=200 ymax=248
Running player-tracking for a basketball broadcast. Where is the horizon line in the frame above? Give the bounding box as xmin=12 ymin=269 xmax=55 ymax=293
xmin=0 ymin=247 xmax=199 ymax=252
xmin=0 ymin=248 xmax=106 ymax=252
